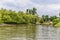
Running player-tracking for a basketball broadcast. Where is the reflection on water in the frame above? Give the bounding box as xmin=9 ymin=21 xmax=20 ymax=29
xmin=0 ymin=25 xmax=60 ymax=40
xmin=36 ymin=25 xmax=60 ymax=40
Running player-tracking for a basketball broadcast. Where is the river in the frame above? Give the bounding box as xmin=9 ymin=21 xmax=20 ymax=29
xmin=0 ymin=24 xmax=60 ymax=40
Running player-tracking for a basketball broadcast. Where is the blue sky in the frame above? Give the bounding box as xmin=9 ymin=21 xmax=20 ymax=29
xmin=0 ymin=0 xmax=60 ymax=16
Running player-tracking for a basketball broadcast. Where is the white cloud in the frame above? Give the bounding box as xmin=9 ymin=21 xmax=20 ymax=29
xmin=0 ymin=0 xmax=60 ymax=16
xmin=46 ymin=4 xmax=60 ymax=10
xmin=16 ymin=0 xmax=31 ymax=6
xmin=0 ymin=0 xmax=33 ymax=11
xmin=0 ymin=0 xmax=32 ymax=7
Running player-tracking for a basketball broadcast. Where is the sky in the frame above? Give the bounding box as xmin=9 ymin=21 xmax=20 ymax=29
xmin=0 ymin=0 xmax=60 ymax=16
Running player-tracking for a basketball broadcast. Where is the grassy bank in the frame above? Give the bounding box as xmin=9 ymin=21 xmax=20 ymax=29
xmin=0 ymin=23 xmax=40 ymax=27
xmin=55 ymin=22 xmax=60 ymax=27
xmin=41 ymin=22 xmax=52 ymax=25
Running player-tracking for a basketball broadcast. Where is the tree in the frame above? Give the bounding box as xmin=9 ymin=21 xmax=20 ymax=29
xmin=0 ymin=8 xmax=39 ymax=24
xmin=26 ymin=9 xmax=29 ymax=14
xmin=26 ymin=8 xmax=37 ymax=15
xmin=45 ymin=15 xmax=49 ymax=21
xmin=50 ymin=16 xmax=58 ymax=21
xmin=59 ymin=13 xmax=60 ymax=19
xmin=32 ymin=8 xmax=37 ymax=15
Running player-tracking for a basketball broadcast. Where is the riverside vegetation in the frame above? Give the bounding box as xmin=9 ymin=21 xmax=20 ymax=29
xmin=0 ymin=8 xmax=39 ymax=24
xmin=0 ymin=8 xmax=60 ymax=27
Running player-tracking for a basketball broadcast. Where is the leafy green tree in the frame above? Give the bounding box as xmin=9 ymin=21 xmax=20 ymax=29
xmin=50 ymin=16 xmax=58 ymax=21
xmin=0 ymin=8 xmax=39 ymax=24
xmin=26 ymin=8 xmax=37 ymax=15
xmin=53 ymin=19 xmax=59 ymax=25
xmin=32 ymin=8 xmax=37 ymax=15
xmin=45 ymin=15 xmax=49 ymax=21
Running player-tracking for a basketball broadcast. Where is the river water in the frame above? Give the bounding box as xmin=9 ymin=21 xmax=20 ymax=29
xmin=0 ymin=24 xmax=60 ymax=40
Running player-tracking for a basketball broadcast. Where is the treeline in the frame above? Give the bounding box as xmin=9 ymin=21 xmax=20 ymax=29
xmin=40 ymin=15 xmax=60 ymax=25
xmin=0 ymin=8 xmax=40 ymax=24
xmin=0 ymin=8 xmax=60 ymax=25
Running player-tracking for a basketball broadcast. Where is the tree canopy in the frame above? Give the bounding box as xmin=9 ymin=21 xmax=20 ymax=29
xmin=0 ymin=8 xmax=39 ymax=24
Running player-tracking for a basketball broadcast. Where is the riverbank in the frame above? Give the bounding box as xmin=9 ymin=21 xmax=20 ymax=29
xmin=41 ymin=22 xmax=53 ymax=25
xmin=55 ymin=22 xmax=60 ymax=27
xmin=0 ymin=22 xmax=53 ymax=27
xmin=0 ymin=23 xmax=16 ymax=27
xmin=0 ymin=23 xmax=40 ymax=27
xmin=0 ymin=21 xmax=54 ymax=27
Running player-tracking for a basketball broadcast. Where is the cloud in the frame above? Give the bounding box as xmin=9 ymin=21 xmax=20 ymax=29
xmin=0 ymin=0 xmax=60 ymax=16
xmin=46 ymin=4 xmax=60 ymax=10
xmin=0 ymin=0 xmax=32 ymax=10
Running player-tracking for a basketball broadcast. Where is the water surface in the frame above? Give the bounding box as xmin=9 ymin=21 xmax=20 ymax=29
xmin=0 ymin=25 xmax=60 ymax=40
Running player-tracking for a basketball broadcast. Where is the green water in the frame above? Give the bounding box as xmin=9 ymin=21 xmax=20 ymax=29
xmin=0 ymin=25 xmax=60 ymax=40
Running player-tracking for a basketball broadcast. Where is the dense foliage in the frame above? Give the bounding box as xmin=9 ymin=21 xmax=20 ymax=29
xmin=0 ymin=8 xmax=60 ymax=26
xmin=40 ymin=15 xmax=60 ymax=25
xmin=50 ymin=16 xmax=59 ymax=25
xmin=0 ymin=8 xmax=39 ymax=24
xmin=40 ymin=15 xmax=49 ymax=23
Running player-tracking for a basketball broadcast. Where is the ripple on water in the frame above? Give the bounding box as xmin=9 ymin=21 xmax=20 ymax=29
xmin=8 ymin=37 xmax=26 ymax=40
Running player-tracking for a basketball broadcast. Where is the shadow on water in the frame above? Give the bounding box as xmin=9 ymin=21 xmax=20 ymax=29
xmin=0 ymin=24 xmax=37 ymax=40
